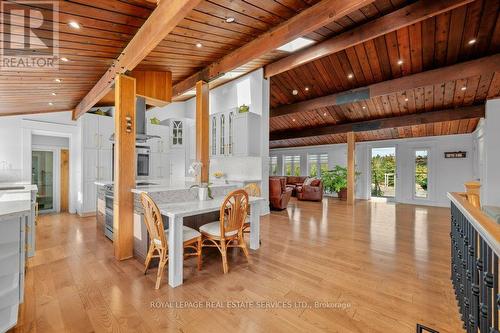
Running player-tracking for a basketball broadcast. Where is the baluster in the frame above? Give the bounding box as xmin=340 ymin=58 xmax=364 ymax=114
xmin=494 ymin=253 xmax=498 ymax=330
xmin=485 ymin=247 xmax=494 ymax=331
xmin=480 ymin=238 xmax=488 ymax=331
xmin=471 ymin=227 xmax=479 ymax=333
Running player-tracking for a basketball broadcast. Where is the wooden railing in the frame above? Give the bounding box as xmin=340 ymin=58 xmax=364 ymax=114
xmin=448 ymin=192 xmax=499 ymax=332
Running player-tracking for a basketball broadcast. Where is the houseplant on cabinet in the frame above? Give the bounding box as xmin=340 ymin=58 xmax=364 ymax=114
xmin=321 ymin=165 xmax=360 ymax=200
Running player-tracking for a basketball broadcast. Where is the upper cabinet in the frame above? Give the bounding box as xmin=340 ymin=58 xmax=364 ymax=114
xmin=210 ymin=109 xmax=260 ymax=157
xmin=171 ymin=120 xmax=184 ymax=148
xmin=82 ymin=113 xmax=114 ymax=150
xmin=147 ymin=123 xmax=170 ymax=153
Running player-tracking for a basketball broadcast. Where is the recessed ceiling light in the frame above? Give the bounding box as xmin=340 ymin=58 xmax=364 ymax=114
xmin=362 ymin=106 xmax=366 ymax=109
xmin=292 ymin=89 xmax=298 ymax=95
xmin=196 ymin=42 xmax=202 ymax=48
xmin=55 ymin=78 xmax=62 ymax=83
xmin=292 ymin=118 xmax=296 ymax=122
xmin=323 ymin=112 xmax=327 ymax=116
xmin=404 ymin=97 xmax=409 ymax=102
xmin=397 ymin=59 xmax=404 ymax=65
xmin=48 ymin=102 xmax=54 ymax=106
xmin=304 ymin=86 xmax=309 ymax=91
xmin=60 ymin=57 xmax=69 ymax=62
xmin=68 ymin=21 xmax=80 ymax=29
xmin=51 ymin=92 xmax=56 ymax=96
xmin=347 ymin=73 xmax=354 ymax=79
xmin=468 ymin=38 xmax=477 ymax=45
xmin=461 ymin=86 xmax=467 ymax=91
xmin=277 ymin=37 xmax=315 ymax=53
xmin=225 ymin=17 xmax=235 ymax=23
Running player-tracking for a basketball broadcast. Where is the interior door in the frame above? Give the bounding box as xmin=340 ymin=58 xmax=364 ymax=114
xmin=60 ymin=149 xmax=69 ymax=212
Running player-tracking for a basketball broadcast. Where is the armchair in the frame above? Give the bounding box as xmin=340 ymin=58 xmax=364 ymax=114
xmin=269 ymin=177 xmax=293 ymax=210
xmin=296 ymin=178 xmax=323 ymax=202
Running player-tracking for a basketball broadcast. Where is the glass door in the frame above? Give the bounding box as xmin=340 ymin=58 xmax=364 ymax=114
xmin=32 ymin=150 xmax=54 ymax=211
xmin=370 ymin=147 xmax=396 ymax=199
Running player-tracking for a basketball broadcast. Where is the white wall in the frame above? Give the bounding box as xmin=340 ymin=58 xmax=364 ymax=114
xmin=149 ymin=69 xmax=271 ymax=211
xmin=271 ymin=133 xmax=476 ymax=207
xmin=0 ymin=111 xmax=80 ymax=213
xmin=32 ymin=134 xmax=69 ymax=148
xmin=481 ymin=98 xmax=500 ymax=207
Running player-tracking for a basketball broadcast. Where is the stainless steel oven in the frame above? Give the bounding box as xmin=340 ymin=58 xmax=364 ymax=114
xmin=104 ymin=185 xmax=114 ymax=240
xmin=136 ymin=146 xmax=150 ymax=177
xmin=112 ymin=145 xmax=151 ymax=179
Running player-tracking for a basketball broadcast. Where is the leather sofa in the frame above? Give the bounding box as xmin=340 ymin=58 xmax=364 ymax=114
xmin=269 ymin=177 xmax=293 ymax=210
xmin=285 ymin=176 xmax=308 ymax=197
xmin=296 ymin=179 xmax=323 ymax=201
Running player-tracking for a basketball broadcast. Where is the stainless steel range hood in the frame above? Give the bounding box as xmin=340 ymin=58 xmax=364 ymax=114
xmin=109 ymin=96 xmax=160 ymax=143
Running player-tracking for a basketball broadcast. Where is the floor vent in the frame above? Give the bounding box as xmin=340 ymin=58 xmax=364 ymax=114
xmin=416 ymin=324 xmax=439 ymax=333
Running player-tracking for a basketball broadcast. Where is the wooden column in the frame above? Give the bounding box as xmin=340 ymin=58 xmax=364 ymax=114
xmin=347 ymin=132 xmax=355 ymax=205
xmin=196 ymin=80 xmax=209 ymax=183
xmin=113 ymin=74 xmax=136 ymax=260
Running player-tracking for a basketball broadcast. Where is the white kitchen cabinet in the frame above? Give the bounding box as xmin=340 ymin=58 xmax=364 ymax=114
xmin=151 ymin=153 xmax=170 ymax=179
xmin=80 ymin=113 xmax=114 ymax=215
xmin=98 ymin=116 xmax=114 ymax=150
xmin=169 ymin=151 xmax=185 ymax=180
xmin=82 ymin=114 xmax=100 ymax=149
xmin=98 ymin=150 xmax=113 ymax=181
xmin=83 ymin=180 xmax=97 ymax=213
xmin=233 ymin=112 xmax=260 ymax=157
xmin=170 ymin=120 xmax=184 ymax=148
xmin=147 ymin=124 xmax=169 ymax=153
xmin=83 ymin=148 xmax=98 ymax=181
xmin=210 ymin=110 xmax=260 ymax=157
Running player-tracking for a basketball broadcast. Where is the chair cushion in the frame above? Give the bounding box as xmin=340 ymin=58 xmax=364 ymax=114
xmin=303 ymin=177 xmax=314 ymax=186
xmin=310 ymin=179 xmax=321 ymax=187
xmin=154 ymin=226 xmax=200 ymax=245
xmin=200 ymin=221 xmax=238 ymax=237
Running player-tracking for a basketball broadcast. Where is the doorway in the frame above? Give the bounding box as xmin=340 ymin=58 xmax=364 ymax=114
xmin=370 ymin=147 xmax=397 ymax=199
xmin=32 ymin=150 xmax=55 ymax=211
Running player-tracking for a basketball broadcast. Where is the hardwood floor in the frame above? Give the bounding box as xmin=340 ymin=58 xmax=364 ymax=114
xmin=13 ymin=198 xmax=464 ymax=333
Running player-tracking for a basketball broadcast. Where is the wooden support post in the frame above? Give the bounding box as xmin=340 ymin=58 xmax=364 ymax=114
xmin=113 ymin=74 xmax=136 ymax=260
xmin=196 ymin=80 xmax=209 ymax=184
xmin=347 ymin=132 xmax=355 ymax=205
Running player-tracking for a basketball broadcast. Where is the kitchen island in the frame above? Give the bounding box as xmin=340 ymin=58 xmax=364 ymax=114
xmin=0 ymin=184 xmax=37 ymax=332
xmin=95 ymin=180 xmax=252 ymax=262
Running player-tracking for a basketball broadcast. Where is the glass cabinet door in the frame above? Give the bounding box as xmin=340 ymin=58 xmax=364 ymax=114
xmin=32 ymin=150 xmax=54 ymax=211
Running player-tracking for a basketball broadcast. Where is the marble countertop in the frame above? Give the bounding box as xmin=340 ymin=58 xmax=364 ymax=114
xmin=0 ymin=191 xmax=31 ymax=217
xmin=131 ymin=182 xmax=238 ymax=194
xmin=158 ymin=196 xmax=265 ymax=218
xmin=0 ymin=183 xmax=38 ymax=193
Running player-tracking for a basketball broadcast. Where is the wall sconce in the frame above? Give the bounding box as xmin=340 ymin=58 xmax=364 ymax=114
xmin=125 ymin=116 xmax=133 ymax=133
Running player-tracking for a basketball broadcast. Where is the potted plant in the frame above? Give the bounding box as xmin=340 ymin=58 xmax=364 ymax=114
xmin=238 ymin=104 xmax=249 ymax=113
xmin=321 ymin=165 xmax=360 ymax=201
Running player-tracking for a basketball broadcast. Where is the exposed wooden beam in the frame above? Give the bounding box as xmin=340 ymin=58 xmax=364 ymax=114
xmin=0 ymin=109 xmax=73 ymax=117
xmin=113 ymin=74 xmax=136 ymax=260
xmin=264 ymin=0 xmax=473 ymax=78
xmin=196 ymin=80 xmax=209 ymax=184
xmin=172 ymin=0 xmax=374 ymax=97
xmin=270 ymin=105 xmax=485 ymax=141
xmin=130 ymin=71 xmax=172 ymax=107
xmin=72 ymin=0 xmax=201 ymax=119
xmin=271 ymin=55 xmax=500 ymax=118
xmin=347 ymin=132 xmax=355 ymax=205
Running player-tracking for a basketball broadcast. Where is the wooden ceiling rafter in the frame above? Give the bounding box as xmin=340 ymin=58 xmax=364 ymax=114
xmin=72 ymin=0 xmax=202 ymax=119
xmin=271 ymin=54 xmax=500 ymax=118
xmin=270 ymin=104 xmax=485 ymax=141
xmin=264 ymin=0 xmax=474 ymax=78
xmin=171 ymin=0 xmax=376 ymax=97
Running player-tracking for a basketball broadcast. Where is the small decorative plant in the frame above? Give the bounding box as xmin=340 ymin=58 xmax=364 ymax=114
xmin=321 ymin=165 xmax=360 ymax=200
xmin=213 ymin=171 xmax=224 ymax=179
xmin=150 ymin=117 xmax=161 ymax=125
xmin=238 ymin=104 xmax=249 ymax=113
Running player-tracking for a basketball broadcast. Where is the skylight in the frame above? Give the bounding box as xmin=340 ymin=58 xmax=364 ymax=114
xmin=277 ymin=37 xmax=314 ymax=53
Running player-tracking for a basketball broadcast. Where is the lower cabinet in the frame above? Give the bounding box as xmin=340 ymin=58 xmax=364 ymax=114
xmin=0 ymin=212 xmax=28 ymax=333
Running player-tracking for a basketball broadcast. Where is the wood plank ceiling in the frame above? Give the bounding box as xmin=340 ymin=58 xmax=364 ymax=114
xmin=0 ymin=0 xmax=406 ymax=116
xmin=269 ymin=0 xmax=500 ymax=148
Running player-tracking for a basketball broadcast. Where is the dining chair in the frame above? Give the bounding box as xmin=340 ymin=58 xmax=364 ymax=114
xmin=140 ymin=193 xmax=202 ymax=289
xmin=199 ymin=189 xmax=250 ymax=274
xmin=242 ymin=183 xmax=261 ymax=236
